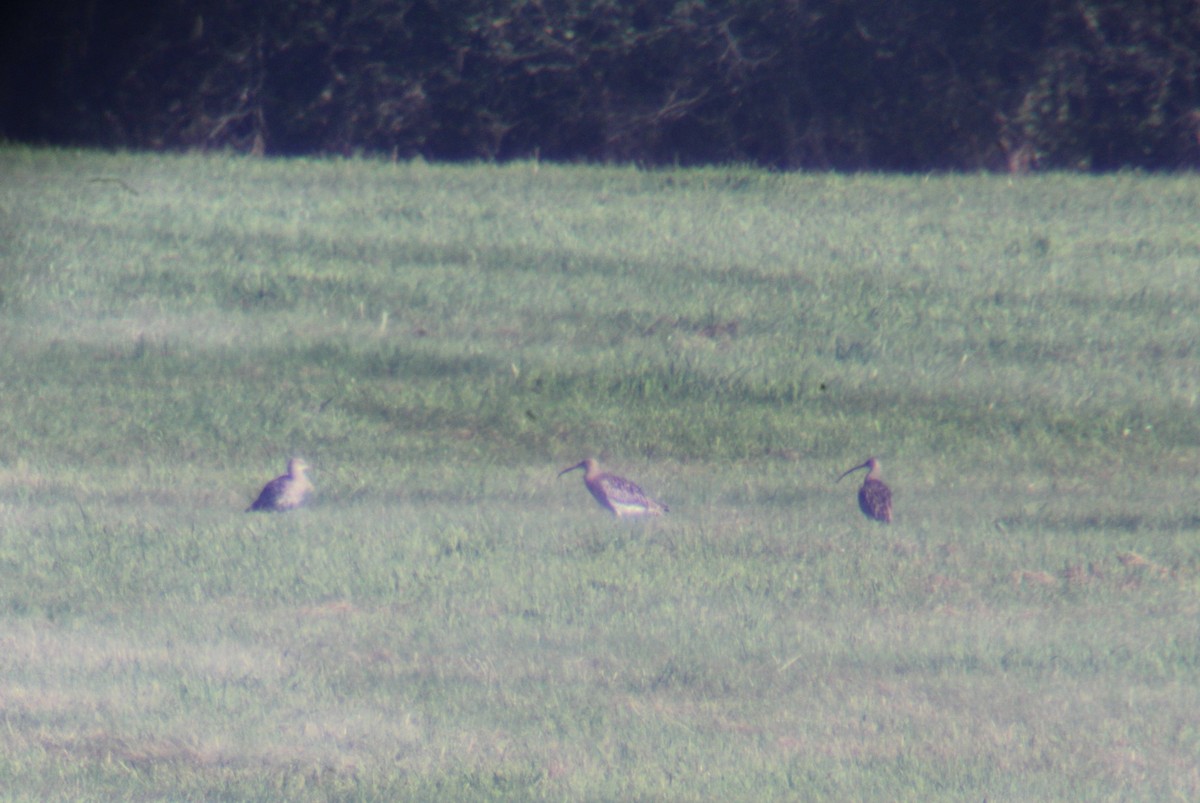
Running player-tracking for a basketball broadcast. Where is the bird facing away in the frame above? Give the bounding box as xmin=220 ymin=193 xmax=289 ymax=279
xmin=558 ymin=458 xmax=668 ymax=518
xmin=837 ymin=457 xmax=893 ymax=523
xmin=247 ymin=457 xmax=313 ymax=512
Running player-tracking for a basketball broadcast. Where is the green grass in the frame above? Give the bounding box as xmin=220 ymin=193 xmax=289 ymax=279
xmin=1 ymin=146 xmax=1199 ymax=799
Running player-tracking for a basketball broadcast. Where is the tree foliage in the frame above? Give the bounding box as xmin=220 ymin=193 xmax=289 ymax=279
xmin=3 ymin=0 xmax=1198 ymax=169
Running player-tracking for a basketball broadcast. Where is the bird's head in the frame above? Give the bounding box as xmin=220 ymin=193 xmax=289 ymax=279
xmin=558 ymin=458 xmax=595 ymax=477
xmin=837 ymin=457 xmax=878 ymax=482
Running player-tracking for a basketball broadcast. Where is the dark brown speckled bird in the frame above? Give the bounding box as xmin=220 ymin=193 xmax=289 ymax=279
xmin=837 ymin=457 xmax=892 ymax=523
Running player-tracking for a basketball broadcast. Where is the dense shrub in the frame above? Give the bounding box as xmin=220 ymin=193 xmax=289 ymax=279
xmin=2 ymin=0 xmax=1197 ymax=169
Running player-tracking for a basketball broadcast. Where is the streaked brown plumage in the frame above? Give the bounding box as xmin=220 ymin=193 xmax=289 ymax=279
xmin=837 ymin=457 xmax=892 ymax=523
xmin=558 ymin=458 xmax=667 ymax=518
xmin=247 ymin=457 xmax=313 ymax=512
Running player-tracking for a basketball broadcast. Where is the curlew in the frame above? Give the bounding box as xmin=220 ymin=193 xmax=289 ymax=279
xmin=558 ymin=458 xmax=668 ymax=518
xmin=247 ymin=457 xmax=313 ymax=512
xmin=837 ymin=457 xmax=893 ymax=523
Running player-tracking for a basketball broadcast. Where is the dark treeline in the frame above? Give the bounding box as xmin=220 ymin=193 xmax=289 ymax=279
xmin=3 ymin=0 xmax=1199 ymax=170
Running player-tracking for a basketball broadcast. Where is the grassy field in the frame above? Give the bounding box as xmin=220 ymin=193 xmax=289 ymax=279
xmin=1 ymin=146 xmax=1198 ymax=800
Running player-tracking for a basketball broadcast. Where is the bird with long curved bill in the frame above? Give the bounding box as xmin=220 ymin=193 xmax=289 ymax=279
xmin=558 ymin=458 xmax=668 ymax=518
xmin=837 ymin=457 xmax=892 ymax=523
xmin=247 ymin=457 xmax=314 ymax=512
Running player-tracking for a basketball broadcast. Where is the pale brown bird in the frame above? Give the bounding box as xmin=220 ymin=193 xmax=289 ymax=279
xmin=837 ymin=457 xmax=892 ymax=523
xmin=558 ymin=458 xmax=668 ymax=518
xmin=247 ymin=458 xmax=313 ymax=512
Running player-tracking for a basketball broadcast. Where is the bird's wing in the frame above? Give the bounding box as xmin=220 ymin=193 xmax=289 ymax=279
xmin=861 ymin=481 xmax=893 ymax=522
xmin=248 ymin=477 xmax=286 ymax=511
xmin=598 ymin=473 xmax=653 ymax=507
